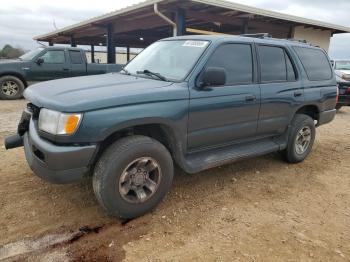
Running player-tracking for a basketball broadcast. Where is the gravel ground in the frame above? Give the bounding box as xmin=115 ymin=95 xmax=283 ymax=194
xmin=0 ymin=100 xmax=349 ymax=262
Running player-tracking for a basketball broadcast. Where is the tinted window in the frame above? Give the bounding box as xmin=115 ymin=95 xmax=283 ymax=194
xmin=69 ymin=51 xmax=83 ymax=64
xmin=40 ymin=50 xmax=65 ymax=64
xmin=293 ymin=47 xmax=332 ymax=81
xmin=206 ymin=44 xmax=253 ymax=85
xmin=259 ymin=46 xmax=286 ymax=82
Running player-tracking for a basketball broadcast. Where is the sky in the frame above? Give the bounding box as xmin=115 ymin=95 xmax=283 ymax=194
xmin=1 ymin=0 xmax=350 ymax=59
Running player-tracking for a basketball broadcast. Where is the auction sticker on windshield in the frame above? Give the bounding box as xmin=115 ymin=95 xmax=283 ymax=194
xmin=182 ymin=40 xmax=209 ymax=48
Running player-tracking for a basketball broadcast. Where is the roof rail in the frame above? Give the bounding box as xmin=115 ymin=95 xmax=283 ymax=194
xmin=241 ymin=33 xmax=272 ymax=39
xmin=287 ymin=38 xmax=309 ymax=44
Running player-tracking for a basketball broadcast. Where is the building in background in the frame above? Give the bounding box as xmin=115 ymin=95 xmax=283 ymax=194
xmin=34 ymin=0 xmax=350 ymax=64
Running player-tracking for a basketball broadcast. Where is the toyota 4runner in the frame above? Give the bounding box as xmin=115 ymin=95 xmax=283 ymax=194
xmin=5 ymin=35 xmax=338 ymax=219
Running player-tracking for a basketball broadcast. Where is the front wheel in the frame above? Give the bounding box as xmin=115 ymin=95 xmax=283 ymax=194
xmin=0 ymin=75 xmax=25 ymax=100
xmin=283 ymin=114 xmax=316 ymax=163
xmin=93 ymin=136 xmax=174 ymax=219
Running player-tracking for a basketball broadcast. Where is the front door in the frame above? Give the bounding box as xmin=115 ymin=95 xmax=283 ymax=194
xmin=28 ymin=49 xmax=70 ymax=81
xmin=188 ymin=43 xmax=261 ymax=151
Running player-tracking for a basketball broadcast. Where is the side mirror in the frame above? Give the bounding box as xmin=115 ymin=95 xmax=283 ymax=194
xmin=200 ymin=67 xmax=226 ymax=88
xmin=36 ymin=58 xmax=44 ymax=65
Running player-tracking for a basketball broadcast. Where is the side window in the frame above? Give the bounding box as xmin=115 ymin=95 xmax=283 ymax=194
xmin=293 ymin=47 xmax=332 ymax=81
xmin=40 ymin=50 xmax=65 ymax=64
xmin=206 ymin=44 xmax=253 ymax=85
xmin=69 ymin=51 xmax=83 ymax=64
xmin=258 ymin=46 xmax=285 ymax=82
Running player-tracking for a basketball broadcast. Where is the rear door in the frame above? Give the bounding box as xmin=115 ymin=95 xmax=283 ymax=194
xmin=256 ymin=44 xmax=303 ymax=136
xmin=188 ymin=43 xmax=261 ymax=150
xmin=28 ymin=49 xmax=70 ymax=81
xmin=68 ymin=50 xmax=87 ymax=77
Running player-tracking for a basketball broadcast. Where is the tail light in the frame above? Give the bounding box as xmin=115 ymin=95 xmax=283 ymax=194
xmin=336 ymin=85 xmax=339 ymax=103
xmin=347 ymin=87 xmax=350 ymax=94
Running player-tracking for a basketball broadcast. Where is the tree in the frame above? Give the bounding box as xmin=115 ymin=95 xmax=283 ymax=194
xmin=0 ymin=44 xmax=25 ymax=59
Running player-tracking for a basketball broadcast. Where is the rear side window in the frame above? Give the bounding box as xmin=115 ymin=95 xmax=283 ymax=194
xmin=258 ymin=45 xmax=296 ymax=82
xmin=69 ymin=51 xmax=83 ymax=64
xmin=206 ymin=44 xmax=253 ymax=85
xmin=293 ymin=47 xmax=332 ymax=81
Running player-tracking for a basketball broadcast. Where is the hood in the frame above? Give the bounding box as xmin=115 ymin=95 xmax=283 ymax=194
xmin=335 ymin=69 xmax=350 ymax=82
xmin=0 ymin=59 xmax=23 ymax=64
xmin=24 ymin=73 xmax=185 ymax=112
xmin=335 ymin=69 xmax=350 ymax=75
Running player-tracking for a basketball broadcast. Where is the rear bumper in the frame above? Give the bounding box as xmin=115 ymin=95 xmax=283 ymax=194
xmin=23 ymin=120 xmax=97 ymax=184
xmin=318 ymin=109 xmax=336 ymax=126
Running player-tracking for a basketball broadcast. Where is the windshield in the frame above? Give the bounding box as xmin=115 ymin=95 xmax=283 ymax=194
xmin=19 ymin=48 xmax=44 ymax=61
xmin=124 ymin=40 xmax=209 ymax=81
xmin=335 ymin=61 xmax=350 ymax=70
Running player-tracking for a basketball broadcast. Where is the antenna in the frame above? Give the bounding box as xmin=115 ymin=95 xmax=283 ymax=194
xmin=53 ymin=19 xmax=58 ymax=30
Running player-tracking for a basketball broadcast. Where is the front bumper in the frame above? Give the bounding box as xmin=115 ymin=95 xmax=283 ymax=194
xmin=338 ymin=94 xmax=350 ymax=106
xmin=318 ymin=109 xmax=336 ymax=126
xmin=23 ymin=120 xmax=97 ymax=184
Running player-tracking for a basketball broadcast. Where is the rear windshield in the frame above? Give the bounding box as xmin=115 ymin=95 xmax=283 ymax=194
xmin=335 ymin=61 xmax=350 ymax=70
xmin=293 ymin=47 xmax=332 ymax=81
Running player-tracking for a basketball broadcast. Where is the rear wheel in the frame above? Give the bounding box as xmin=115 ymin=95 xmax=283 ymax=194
xmin=283 ymin=114 xmax=316 ymax=163
xmin=93 ymin=135 xmax=174 ymax=219
xmin=0 ymin=75 xmax=25 ymax=100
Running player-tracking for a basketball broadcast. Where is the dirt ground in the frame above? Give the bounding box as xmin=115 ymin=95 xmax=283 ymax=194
xmin=0 ymin=100 xmax=349 ymax=262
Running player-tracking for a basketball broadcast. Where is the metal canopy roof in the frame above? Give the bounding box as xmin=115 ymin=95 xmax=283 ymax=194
xmin=34 ymin=0 xmax=350 ymax=47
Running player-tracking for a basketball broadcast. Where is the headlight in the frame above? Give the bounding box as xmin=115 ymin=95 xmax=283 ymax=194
xmin=38 ymin=108 xmax=82 ymax=135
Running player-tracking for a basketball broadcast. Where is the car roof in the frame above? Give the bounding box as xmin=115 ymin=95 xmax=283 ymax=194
xmin=163 ymin=35 xmax=317 ymax=48
xmin=43 ymin=46 xmax=82 ymax=51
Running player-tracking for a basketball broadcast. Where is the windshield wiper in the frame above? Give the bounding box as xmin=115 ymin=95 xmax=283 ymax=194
xmin=120 ymin=67 xmax=131 ymax=75
xmin=136 ymin=69 xmax=167 ymax=81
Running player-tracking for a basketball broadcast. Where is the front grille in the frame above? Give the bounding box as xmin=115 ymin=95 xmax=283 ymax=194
xmin=27 ymin=103 xmax=40 ymax=119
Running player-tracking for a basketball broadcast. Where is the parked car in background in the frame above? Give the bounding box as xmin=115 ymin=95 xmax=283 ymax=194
xmin=6 ymin=35 xmax=338 ymax=219
xmin=331 ymin=59 xmax=350 ymax=110
xmin=0 ymin=47 xmax=122 ymax=100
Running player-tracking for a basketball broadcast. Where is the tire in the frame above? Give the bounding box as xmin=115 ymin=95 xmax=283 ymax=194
xmin=0 ymin=75 xmax=25 ymax=100
xmin=283 ymin=114 xmax=316 ymax=164
xmin=93 ymin=135 xmax=174 ymax=219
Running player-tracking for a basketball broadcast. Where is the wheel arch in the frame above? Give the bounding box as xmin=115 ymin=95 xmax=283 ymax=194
xmin=92 ymin=120 xmax=186 ymax=168
xmin=293 ymin=104 xmax=320 ymax=122
xmin=0 ymin=72 xmax=28 ymax=87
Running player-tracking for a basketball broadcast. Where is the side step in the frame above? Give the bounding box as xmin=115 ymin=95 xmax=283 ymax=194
xmin=183 ymin=139 xmax=280 ymax=174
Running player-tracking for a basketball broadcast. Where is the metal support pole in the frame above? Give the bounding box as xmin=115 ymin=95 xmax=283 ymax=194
xmin=241 ymin=19 xmax=249 ymax=34
xmin=126 ymin=46 xmax=130 ymax=62
xmin=91 ymin=45 xmax=95 ymax=63
xmin=175 ymin=8 xmax=186 ymax=36
xmin=107 ymin=24 xmax=116 ymax=64
xmin=70 ymin=36 xmax=77 ymax=47
xmin=287 ymin=25 xmax=295 ymax=39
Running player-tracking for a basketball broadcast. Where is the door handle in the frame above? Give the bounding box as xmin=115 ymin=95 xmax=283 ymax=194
xmin=294 ymin=91 xmax=303 ymax=97
xmin=245 ymin=95 xmax=256 ymax=102
xmin=63 ymin=68 xmax=70 ymax=71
